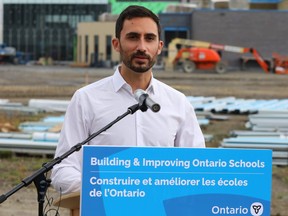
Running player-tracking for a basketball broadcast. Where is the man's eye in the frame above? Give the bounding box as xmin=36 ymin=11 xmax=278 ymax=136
xmin=146 ymin=36 xmax=156 ymax=41
xmin=127 ymin=35 xmax=138 ymax=40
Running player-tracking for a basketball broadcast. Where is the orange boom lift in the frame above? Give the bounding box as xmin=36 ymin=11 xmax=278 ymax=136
xmin=166 ymin=38 xmax=288 ymax=74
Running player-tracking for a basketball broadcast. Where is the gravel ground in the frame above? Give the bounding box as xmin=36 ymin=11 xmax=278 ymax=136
xmin=0 ymin=65 xmax=288 ymax=215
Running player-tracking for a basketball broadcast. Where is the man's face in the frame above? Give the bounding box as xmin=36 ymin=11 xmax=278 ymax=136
xmin=113 ymin=17 xmax=163 ymax=73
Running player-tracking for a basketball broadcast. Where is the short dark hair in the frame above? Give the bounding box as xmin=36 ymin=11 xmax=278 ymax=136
xmin=115 ymin=5 xmax=161 ymax=39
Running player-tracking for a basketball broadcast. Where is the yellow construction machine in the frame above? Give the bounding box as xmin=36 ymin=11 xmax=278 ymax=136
xmin=165 ymin=38 xmax=288 ymax=74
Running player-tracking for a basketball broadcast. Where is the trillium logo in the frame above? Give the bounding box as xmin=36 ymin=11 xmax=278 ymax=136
xmin=250 ymin=202 xmax=263 ymax=216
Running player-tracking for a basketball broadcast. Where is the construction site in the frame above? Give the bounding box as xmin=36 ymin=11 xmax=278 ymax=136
xmin=0 ymin=65 xmax=288 ymax=215
xmin=1 ymin=0 xmax=288 ymax=71
xmin=0 ymin=0 xmax=288 ymax=215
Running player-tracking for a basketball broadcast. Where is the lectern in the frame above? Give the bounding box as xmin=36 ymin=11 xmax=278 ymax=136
xmin=53 ymin=191 xmax=80 ymax=216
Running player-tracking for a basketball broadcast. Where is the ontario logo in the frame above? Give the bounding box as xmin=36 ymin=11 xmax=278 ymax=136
xmin=250 ymin=202 xmax=264 ymax=216
xmin=211 ymin=202 xmax=264 ymax=215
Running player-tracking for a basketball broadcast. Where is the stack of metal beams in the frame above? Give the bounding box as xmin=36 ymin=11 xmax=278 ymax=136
xmin=221 ymin=110 xmax=288 ymax=166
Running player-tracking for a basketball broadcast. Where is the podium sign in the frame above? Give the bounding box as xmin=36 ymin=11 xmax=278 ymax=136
xmin=81 ymin=147 xmax=272 ymax=216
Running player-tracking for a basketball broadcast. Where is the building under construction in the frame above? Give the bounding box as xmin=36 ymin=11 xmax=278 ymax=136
xmin=0 ymin=0 xmax=178 ymax=62
xmin=1 ymin=0 xmax=288 ymax=64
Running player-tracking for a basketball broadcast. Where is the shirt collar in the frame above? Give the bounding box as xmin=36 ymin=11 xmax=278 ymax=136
xmin=112 ymin=67 xmax=128 ymax=92
xmin=112 ymin=66 xmax=156 ymax=95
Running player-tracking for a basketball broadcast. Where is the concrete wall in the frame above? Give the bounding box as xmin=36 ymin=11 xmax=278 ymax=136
xmin=160 ymin=13 xmax=192 ymax=28
xmin=0 ymin=0 xmax=3 ymax=44
xmin=77 ymin=9 xmax=288 ymax=70
xmin=77 ymin=22 xmax=119 ymax=66
xmin=190 ymin=10 xmax=288 ymax=68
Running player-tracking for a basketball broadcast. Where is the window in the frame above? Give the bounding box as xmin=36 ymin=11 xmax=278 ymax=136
xmin=85 ymin=35 xmax=89 ymax=63
xmin=106 ymin=35 xmax=112 ymax=61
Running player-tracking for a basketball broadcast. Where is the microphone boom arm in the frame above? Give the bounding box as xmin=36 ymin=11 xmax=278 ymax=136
xmin=0 ymin=103 xmax=141 ymax=216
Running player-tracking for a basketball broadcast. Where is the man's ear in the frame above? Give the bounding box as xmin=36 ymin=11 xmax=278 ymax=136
xmin=112 ymin=38 xmax=120 ymax=52
xmin=157 ymin=40 xmax=164 ymax=55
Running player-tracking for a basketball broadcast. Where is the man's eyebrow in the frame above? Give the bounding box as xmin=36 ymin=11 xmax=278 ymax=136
xmin=125 ymin=32 xmax=157 ymax=37
xmin=126 ymin=32 xmax=139 ymax=36
xmin=145 ymin=33 xmax=157 ymax=38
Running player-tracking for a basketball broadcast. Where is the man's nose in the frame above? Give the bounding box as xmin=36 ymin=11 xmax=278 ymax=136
xmin=136 ymin=39 xmax=147 ymax=52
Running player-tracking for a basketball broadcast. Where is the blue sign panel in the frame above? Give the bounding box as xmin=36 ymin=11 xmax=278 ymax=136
xmin=81 ymin=147 xmax=272 ymax=216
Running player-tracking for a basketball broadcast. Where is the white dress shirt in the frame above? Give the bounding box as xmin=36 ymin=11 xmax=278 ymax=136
xmin=51 ymin=68 xmax=205 ymax=194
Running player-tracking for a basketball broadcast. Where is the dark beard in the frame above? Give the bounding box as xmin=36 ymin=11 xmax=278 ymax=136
xmin=123 ymin=51 xmax=156 ymax=73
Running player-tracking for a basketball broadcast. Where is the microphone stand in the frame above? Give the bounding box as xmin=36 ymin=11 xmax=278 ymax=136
xmin=0 ymin=103 xmax=144 ymax=216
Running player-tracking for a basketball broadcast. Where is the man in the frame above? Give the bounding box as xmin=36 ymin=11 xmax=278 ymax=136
xmin=51 ymin=5 xmax=205 ymax=194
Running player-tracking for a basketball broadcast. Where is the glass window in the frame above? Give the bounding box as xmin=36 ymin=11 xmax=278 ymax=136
xmin=93 ymin=35 xmax=99 ymax=65
xmin=3 ymin=3 xmax=107 ymax=61
xmin=106 ymin=35 xmax=112 ymax=61
xmin=85 ymin=35 xmax=89 ymax=63
xmin=78 ymin=35 xmax=82 ymax=62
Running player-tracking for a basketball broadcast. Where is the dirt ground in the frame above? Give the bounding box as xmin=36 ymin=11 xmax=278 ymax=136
xmin=0 ymin=65 xmax=288 ymax=215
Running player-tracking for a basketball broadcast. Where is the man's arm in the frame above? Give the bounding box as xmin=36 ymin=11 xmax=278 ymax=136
xmin=175 ymin=98 xmax=205 ymax=148
xmin=51 ymin=91 xmax=88 ymax=194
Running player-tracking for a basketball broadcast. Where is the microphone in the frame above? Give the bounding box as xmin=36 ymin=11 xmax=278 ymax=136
xmin=134 ymin=89 xmax=161 ymax=112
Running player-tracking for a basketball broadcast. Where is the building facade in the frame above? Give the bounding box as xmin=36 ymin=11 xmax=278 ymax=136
xmin=0 ymin=0 xmax=178 ymax=62
xmin=159 ymin=9 xmax=288 ymax=69
xmin=2 ymin=0 xmax=109 ymax=61
xmin=0 ymin=0 xmax=3 ymax=44
xmin=74 ymin=0 xmax=179 ymax=66
xmin=1 ymin=0 xmax=288 ymax=63
xmin=77 ymin=21 xmax=117 ymax=67
xmin=78 ymin=8 xmax=288 ymax=70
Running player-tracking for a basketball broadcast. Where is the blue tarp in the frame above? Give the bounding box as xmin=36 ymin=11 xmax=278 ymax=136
xmin=249 ymin=0 xmax=281 ymax=3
